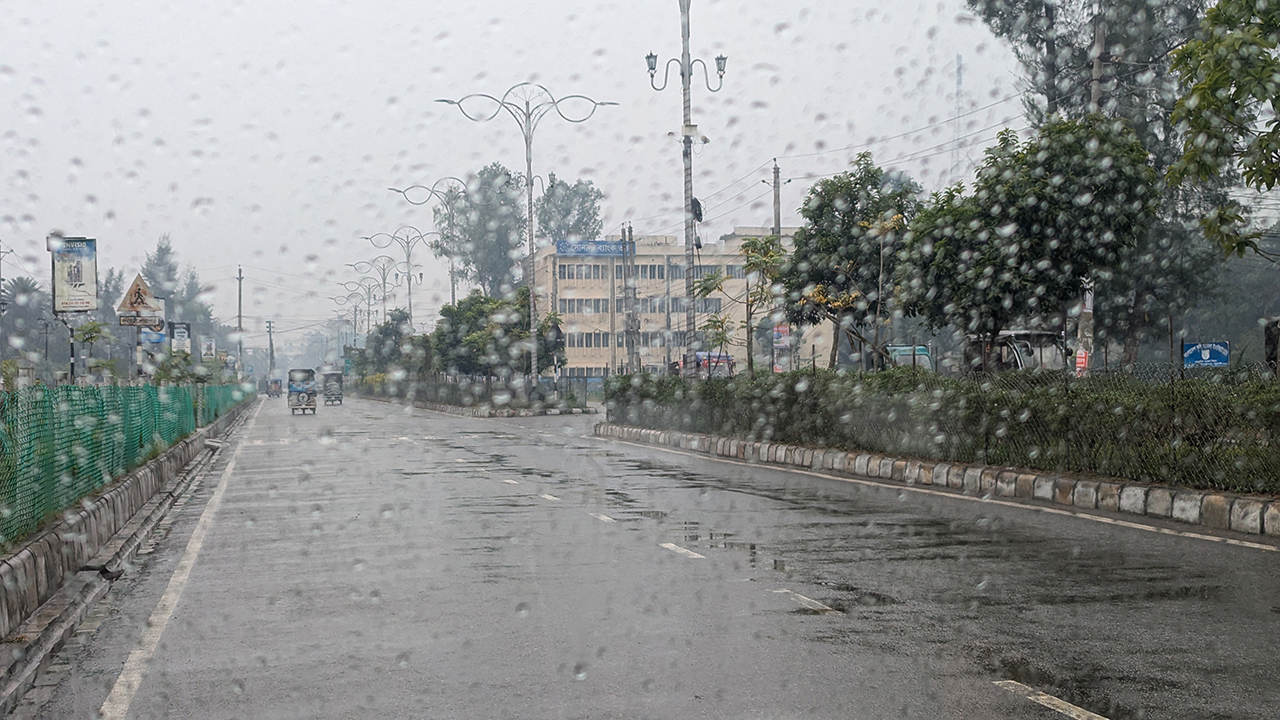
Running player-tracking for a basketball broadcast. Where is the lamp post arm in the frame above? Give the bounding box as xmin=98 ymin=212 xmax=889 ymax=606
xmin=648 ymin=57 xmax=683 ymax=92
xmin=690 ymin=58 xmax=726 ymax=92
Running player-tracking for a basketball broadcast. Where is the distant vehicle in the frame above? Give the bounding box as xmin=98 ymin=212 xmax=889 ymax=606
xmin=267 ymin=379 xmax=283 ymax=398
xmin=288 ymin=368 xmax=317 ymax=415
xmin=964 ymin=330 xmax=1070 ymax=372
xmin=885 ymin=345 xmax=934 ymax=371
xmin=694 ymin=351 xmax=735 ymax=378
xmin=322 ymin=371 xmax=343 ymax=405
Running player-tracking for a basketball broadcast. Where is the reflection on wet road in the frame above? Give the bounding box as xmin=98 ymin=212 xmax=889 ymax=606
xmin=20 ymin=397 xmax=1280 ymax=719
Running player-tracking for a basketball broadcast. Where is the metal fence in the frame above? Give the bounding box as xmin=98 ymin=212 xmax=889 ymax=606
xmin=0 ymin=383 xmax=247 ymax=545
xmin=607 ymin=364 xmax=1280 ymax=494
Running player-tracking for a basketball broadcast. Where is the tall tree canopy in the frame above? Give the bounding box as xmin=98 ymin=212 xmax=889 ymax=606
xmin=1171 ymin=0 xmax=1280 ymax=255
xmin=534 ymin=173 xmax=604 ymax=245
xmin=446 ymin=162 xmax=527 ymax=297
xmin=898 ymin=117 xmax=1159 ymax=365
xmin=781 ymin=153 xmax=920 ymax=365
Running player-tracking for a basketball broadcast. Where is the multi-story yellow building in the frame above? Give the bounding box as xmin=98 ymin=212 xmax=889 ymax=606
xmin=533 ymin=226 xmax=825 ymax=378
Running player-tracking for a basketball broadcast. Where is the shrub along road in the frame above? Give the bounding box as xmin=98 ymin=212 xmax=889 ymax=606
xmin=12 ymin=396 xmax=1280 ymax=719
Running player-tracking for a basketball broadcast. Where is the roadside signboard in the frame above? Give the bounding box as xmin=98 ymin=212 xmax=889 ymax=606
xmin=200 ymin=338 xmax=216 ymax=363
xmin=171 ymin=323 xmax=192 ymax=354
xmin=117 ymin=274 xmax=162 ymax=314
xmin=48 ymin=236 xmax=98 ymax=312
xmin=119 ymin=314 xmax=165 ymax=330
xmin=555 ymin=239 xmax=628 ymax=257
xmin=1183 ymin=341 xmax=1229 ymax=368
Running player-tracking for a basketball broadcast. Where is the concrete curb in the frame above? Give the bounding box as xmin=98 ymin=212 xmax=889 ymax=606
xmin=360 ymin=393 xmax=599 ymax=418
xmin=593 ymin=422 xmax=1280 ymax=540
xmin=0 ymin=396 xmax=256 ymax=716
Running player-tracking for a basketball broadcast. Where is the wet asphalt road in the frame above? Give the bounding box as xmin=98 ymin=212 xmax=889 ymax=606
xmin=14 ymin=395 xmax=1280 ymax=719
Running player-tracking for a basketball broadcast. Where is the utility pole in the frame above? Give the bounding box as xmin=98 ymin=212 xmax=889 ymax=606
xmin=236 ymin=266 xmax=244 ymax=379
xmin=1076 ymin=9 xmax=1104 ymax=375
xmin=952 ymin=55 xmax=963 ymax=180
xmin=266 ymin=319 xmax=275 ymax=375
xmin=625 ymin=224 xmax=641 ymax=373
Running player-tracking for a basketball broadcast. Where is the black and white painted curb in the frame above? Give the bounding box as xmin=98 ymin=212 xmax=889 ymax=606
xmin=593 ymin=422 xmax=1279 ymax=539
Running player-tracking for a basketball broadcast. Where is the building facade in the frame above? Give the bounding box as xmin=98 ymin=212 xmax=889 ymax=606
xmin=534 ymin=226 xmax=823 ymax=377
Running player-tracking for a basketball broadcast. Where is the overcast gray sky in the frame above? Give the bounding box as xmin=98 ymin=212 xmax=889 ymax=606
xmin=0 ymin=0 xmax=1022 ymax=346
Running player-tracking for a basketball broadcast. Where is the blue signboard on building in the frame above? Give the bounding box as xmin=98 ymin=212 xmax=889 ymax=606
xmin=555 ymin=240 xmax=630 ymax=257
xmin=1182 ymin=341 xmax=1230 ymax=368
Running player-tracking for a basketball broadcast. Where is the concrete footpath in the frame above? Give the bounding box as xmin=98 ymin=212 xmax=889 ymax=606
xmin=593 ymin=422 xmax=1280 ymax=542
xmin=0 ymin=397 xmax=257 ymax=715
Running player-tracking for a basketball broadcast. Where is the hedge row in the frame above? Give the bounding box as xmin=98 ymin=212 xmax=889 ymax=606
xmin=605 ymin=368 xmax=1280 ymax=494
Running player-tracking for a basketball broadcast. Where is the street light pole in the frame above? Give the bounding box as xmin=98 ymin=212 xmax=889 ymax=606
xmin=389 ymin=178 xmax=485 ymax=309
xmin=364 ymin=226 xmax=436 ymax=333
xmin=437 ymin=84 xmax=616 ymax=384
xmin=647 ymin=0 xmax=727 ymax=375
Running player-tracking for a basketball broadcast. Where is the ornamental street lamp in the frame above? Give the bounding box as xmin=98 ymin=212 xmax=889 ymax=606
xmin=363 ymin=226 xmax=436 ymax=332
xmin=341 ymin=278 xmax=381 ymax=345
xmin=436 ymin=83 xmax=616 ymax=382
xmin=330 ymin=293 xmax=365 ymax=348
xmin=348 ymin=256 xmax=401 ymax=321
xmin=388 ymin=177 xmax=497 ymax=308
xmin=647 ymin=0 xmax=727 ymax=375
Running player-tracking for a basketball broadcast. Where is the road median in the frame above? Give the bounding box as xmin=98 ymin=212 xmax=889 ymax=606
xmin=593 ymin=421 xmax=1280 ymax=541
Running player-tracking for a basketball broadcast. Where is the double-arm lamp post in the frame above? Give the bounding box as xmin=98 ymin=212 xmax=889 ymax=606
xmin=647 ymin=0 xmax=727 ymax=373
xmin=341 ymin=277 xmax=381 ymax=346
xmin=436 ymin=83 xmax=615 ymax=382
xmin=362 ymin=226 xmax=436 ymax=332
xmin=388 ymin=177 xmax=484 ymax=308
xmin=347 ymin=256 xmax=400 ymax=323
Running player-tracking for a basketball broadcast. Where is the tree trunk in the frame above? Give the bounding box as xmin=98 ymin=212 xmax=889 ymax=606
xmin=1121 ymin=310 xmax=1143 ymax=369
xmin=828 ymin=319 xmax=840 ymax=370
xmin=1044 ymin=3 xmax=1058 ymax=115
xmin=745 ymin=296 xmax=755 ymax=379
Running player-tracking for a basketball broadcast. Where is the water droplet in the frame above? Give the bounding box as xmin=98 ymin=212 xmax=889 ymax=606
xmin=573 ymin=662 xmax=587 ymax=681
xmin=515 ymin=602 xmax=529 ymax=617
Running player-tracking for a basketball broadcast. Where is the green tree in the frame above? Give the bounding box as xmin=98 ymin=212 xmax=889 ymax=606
xmin=898 ymin=117 xmax=1159 ymax=369
xmin=365 ymin=308 xmax=411 ymax=375
xmin=535 ymin=173 xmax=604 ymax=244
xmin=1170 ymin=1 xmax=1280 ymax=255
xmin=693 ymin=234 xmax=786 ymax=377
xmin=782 ymin=153 xmax=920 ymax=368
xmin=429 ymin=288 xmax=562 ymax=376
xmin=451 ymin=163 xmax=527 ymax=297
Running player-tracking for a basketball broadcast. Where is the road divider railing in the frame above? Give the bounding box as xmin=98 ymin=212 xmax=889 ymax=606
xmin=0 ymin=383 xmax=252 ymax=547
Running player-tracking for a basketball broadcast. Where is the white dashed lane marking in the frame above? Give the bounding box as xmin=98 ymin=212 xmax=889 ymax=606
xmin=539 ymin=493 xmax=560 ymax=501
xmin=772 ymin=588 xmax=839 ymax=614
xmin=994 ymin=680 xmax=1110 ymax=719
xmin=589 ymin=513 xmax=616 ymax=523
xmin=659 ymin=542 xmax=705 ymax=559
xmin=503 ymin=479 xmax=520 ymax=485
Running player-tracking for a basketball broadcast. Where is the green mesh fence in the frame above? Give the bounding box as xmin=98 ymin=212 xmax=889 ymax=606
xmin=0 ymin=383 xmax=247 ymax=546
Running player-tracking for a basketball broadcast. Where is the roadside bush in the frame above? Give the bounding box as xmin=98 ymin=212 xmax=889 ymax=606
xmin=606 ymin=369 xmax=1280 ymax=494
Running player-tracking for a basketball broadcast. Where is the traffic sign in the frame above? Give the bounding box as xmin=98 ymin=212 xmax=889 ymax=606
xmin=117 ymin=274 xmax=162 ymax=314
xmin=1183 ymin=342 xmax=1229 ymax=368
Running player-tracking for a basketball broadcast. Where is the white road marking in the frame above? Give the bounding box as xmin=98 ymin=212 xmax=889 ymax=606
xmin=659 ymin=542 xmax=705 ymax=559
xmin=594 ymin=437 xmax=1280 ymax=553
xmin=99 ymin=401 xmax=264 ymax=720
xmin=772 ymin=588 xmax=839 ymax=614
xmin=455 ymin=458 xmax=467 ymax=463
xmin=503 ymin=479 xmax=520 ymax=485
xmin=589 ymin=513 xmax=616 ymax=523
xmin=539 ymin=493 xmax=561 ymax=501
xmin=994 ymin=680 xmax=1110 ymax=719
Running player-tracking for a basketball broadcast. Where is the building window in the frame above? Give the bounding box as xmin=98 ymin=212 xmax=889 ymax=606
xmin=691 ymin=264 xmax=720 ymax=279
xmin=724 ymin=265 xmax=745 ymax=279
xmin=615 ymin=264 xmax=623 ymax=279
xmin=668 ymin=264 xmax=685 ymax=280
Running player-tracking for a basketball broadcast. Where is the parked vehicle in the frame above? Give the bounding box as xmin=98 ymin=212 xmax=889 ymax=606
xmin=322 ymin=371 xmax=343 ymax=405
xmin=963 ymin=330 xmax=1070 ymax=372
xmin=267 ymin=379 xmax=283 ymax=398
xmin=885 ymin=345 xmax=934 ymax=371
xmin=288 ymin=368 xmax=317 ymax=415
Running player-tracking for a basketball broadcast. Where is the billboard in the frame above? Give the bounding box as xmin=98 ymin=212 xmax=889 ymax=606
xmin=171 ymin=323 xmax=192 ymax=354
xmin=556 ymin=240 xmax=629 ymax=257
xmin=200 ymin=338 xmax=216 ymax=363
xmin=48 ymin=236 xmax=98 ymax=312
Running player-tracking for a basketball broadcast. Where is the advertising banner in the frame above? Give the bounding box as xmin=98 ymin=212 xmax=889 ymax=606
xmin=555 ymin=240 xmax=628 ymax=257
xmin=171 ymin=323 xmax=192 ymax=354
xmin=200 ymin=338 xmax=216 ymax=363
xmin=48 ymin=236 xmax=98 ymax=312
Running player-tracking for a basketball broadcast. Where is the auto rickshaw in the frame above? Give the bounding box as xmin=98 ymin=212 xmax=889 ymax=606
xmin=322 ymin=371 xmax=343 ymax=405
xmin=267 ymin=378 xmax=283 ymax=398
xmin=288 ymin=368 xmax=317 ymax=415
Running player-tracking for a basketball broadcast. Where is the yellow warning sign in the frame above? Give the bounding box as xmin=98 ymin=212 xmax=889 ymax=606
xmin=117 ymin=273 xmax=162 ymax=314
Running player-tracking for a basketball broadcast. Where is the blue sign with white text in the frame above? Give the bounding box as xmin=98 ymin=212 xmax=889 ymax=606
xmin=1183 ymin=341 xmax=1230 ymax=368
xmin=555 ymin=240 xmax=631 ymax=257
